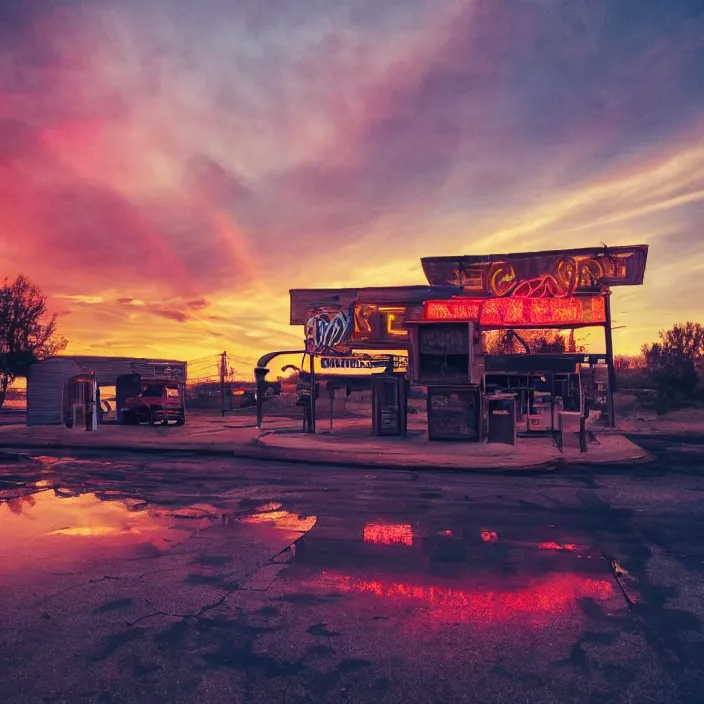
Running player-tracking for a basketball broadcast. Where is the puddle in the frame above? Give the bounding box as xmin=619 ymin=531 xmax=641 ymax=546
xmin=282 ymin=516 xmax=619 ymax=629
xmin=0 ymin=487 xmax=319 ymax=596
xmin=254 ymin=502 xmax=283 ymax=513
xmin=315 ymin=570 xmax=615 ymax=627
xmin=363 ymin=523 xmax=413 ymax=546
xmin=152 ymin=504 xmax=224 ymax=520
xmin=32 ymin=456 xmax=90 ymax=468
xmin=238 ymin=506 xmax=317 ymax=533
xmin=0 ymin=490 xmax=214 ymax=582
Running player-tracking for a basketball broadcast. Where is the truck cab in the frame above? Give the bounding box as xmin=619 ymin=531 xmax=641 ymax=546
xmin=117 ymin=374 xmax=185 ymax=426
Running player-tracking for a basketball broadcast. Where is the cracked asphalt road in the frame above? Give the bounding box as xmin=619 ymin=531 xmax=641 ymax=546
xmin=1 ymin=435 xmax=704 ymax=703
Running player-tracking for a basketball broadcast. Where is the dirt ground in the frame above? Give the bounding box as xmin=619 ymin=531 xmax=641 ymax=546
xmin=613 ymin=393 xmax=704 ymax=434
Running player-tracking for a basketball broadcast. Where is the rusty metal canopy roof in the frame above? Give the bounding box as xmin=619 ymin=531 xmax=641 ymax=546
xmin=421 ymin=244 xmax=649 ymax=288
xmin=289 ymin=285 xmax=460 ymax=325
xmin=42 ymin=355 xmax=186 ymax=366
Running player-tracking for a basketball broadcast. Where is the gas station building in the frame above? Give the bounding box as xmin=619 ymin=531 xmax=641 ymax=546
xmin=257 ymin=245 xmax=648 ymax=442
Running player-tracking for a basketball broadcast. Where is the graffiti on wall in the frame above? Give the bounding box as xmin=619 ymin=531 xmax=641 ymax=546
xmin=422 ymin=246 xmax=648 ymax=297
xmin=305 ymin=303 xmax=417 ymax=353
xmin=305 ymin=308 xmax=353 ymax=354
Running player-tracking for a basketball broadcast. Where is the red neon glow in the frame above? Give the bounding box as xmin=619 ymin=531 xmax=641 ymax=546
xmin=591 ymin=295 xmax=606 ymax=321
xmin=512 ymin=274 xmax=565 ymax=298
xmin=424 ymin=300 xmax=482 ymax=321
xmin=481 ymin=531 xmax=498 ymax=542
xmin=538 ymin=541 xmax=579 ymax=552
xmin=322 ymin=572 xmax=613 ymax=625
xmin=423 ymin=296 xmax=606 ymax=326
xmin=363 ymin=524 xmax=413 ymax=546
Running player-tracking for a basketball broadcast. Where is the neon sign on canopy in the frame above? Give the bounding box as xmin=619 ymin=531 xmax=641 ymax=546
xmin=424 ymin=295 xmax=606 ymax=327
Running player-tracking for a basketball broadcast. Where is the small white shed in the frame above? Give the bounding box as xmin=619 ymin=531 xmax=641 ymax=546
xmin=26 ymin=356 xmax=187 ymax=426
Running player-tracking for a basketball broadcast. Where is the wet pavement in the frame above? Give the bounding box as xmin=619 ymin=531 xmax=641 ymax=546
xmin=1 ymin=436 xmax=704 ymax=702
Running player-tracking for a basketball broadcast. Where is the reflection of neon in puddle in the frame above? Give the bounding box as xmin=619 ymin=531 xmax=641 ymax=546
xmin=477 ymin=532 xmax=593 ymax=555
xmin=538 ymin=542 xmax=581 ymax=552
xmin=364 ymin=524 xmax=413 ymax=546
xmin=321 ymin=572 xmax=613 ymax=625
xmin=240 ymin=510 xmax=317 ymax=532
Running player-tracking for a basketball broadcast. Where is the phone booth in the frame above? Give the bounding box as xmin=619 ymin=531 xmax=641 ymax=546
xmin=372 ymin=375 xmax=408 ymax=437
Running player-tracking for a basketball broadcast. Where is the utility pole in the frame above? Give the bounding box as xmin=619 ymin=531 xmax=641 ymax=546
xmin=603 ymin=291 xmax=617 ymax=427
xmin=219 ymin=351 xmax=227 ymax=417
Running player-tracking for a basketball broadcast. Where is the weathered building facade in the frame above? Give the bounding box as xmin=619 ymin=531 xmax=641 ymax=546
xmin=26 ymin=356 xmax=186 ymax=426
xmin=265 ymin=245 xmax=649 ymax=438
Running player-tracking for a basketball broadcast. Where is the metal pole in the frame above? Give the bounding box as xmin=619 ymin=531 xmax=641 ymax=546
xmin=219 ymin=351 xmax=226 ymax=417
xmin=309 ymin=352 xmax=316 ymax=434
xmin=85 ymin=376 xmax=96 ymax=431
xmin=603 ymin=290 xmax=617 ymax=427
xmin=254 ymin=366 xmax=268 ymax=429
xmin=400 ymin=375 xmax=407 ymax=438
xmin=330 ymin=385 xmax=334 ymax=432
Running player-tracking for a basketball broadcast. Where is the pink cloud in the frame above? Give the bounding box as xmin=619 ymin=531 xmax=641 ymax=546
xmin=1 ymin=0 xmax=703 ymax=361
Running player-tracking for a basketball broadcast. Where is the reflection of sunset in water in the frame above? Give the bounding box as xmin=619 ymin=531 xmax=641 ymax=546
xmin=0 ymin=490 xmax=194 ymax=578
xmin=240 ymin=510 xmax=317 ymax=532
xmin=364 ymin=524 xmax=413 ymax=546
xmin=0 ymin=491 xmax=156 ymax=538
xmin=3 ymin=494 xmax=37 ymax=516
xmin=47 ymin=526 xmax=141 ymax=537
xmin=321 ymin=572 xmax=613 ymax=625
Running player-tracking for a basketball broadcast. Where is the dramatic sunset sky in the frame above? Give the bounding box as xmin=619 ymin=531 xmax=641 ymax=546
xmin=1 ymin=0 xmax=703 ymax=367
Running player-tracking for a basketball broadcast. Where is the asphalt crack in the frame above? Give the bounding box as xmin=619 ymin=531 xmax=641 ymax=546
xmin=126 ymin=593 xmax=233 ymax=628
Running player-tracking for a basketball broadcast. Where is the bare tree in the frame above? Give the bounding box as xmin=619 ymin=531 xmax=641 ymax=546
xmin=0 ymin=274 xmax=68 ymax=408
xmin=641 ymin=321 xmax=704 ymax=412
xmin=483 ymin=329 xmax=568 ymax=355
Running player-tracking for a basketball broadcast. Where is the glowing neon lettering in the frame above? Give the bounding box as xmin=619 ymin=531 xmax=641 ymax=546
xmin=423 ymin=297 xmax=607 ymax=326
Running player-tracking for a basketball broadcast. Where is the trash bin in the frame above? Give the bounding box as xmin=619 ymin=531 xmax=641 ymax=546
xmin=487 ymin=394 xmax=516 ymax=444
xmin=557 ymin=411 xmax=585 ymax=452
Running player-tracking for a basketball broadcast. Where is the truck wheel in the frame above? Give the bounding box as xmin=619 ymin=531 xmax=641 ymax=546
xmin=147 ymin=409 xmax=156 ymax=425
xmin=175 ymin=417 xmax=185 ymax=426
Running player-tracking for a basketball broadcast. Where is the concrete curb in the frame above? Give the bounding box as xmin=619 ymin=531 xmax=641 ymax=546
xmin=2 ymin=441 xmax=560 ymax=472
xmin=559 ymin=451 xmax=653 ymax=467
xmin=0 ymin=438 xmax=653 ymax=473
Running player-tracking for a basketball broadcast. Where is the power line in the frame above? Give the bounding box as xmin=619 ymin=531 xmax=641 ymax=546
xmin=187 ymin=356 xmax=219 ymax=366
xmin=187 ymin=368 xmax=215 ymax=375
xmin=187 ymin=361 xmax=216 ymax=369
xmin=187 ymin=354 xmax=217 ymax=364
